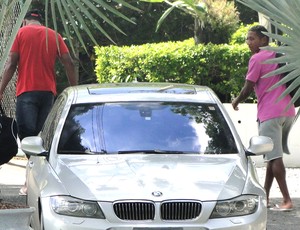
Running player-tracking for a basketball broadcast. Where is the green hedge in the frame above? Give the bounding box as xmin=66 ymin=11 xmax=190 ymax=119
xmin=94 ymin=38 xmax=251 ymax=102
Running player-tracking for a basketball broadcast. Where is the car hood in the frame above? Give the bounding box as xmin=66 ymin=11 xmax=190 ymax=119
xmin=54 ymin=154 xmax=247 ymax=201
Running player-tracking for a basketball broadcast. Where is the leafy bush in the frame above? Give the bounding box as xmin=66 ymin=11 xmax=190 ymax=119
xmin=94 ymin=38 xmax=251 ymax=102
xmin=230 ymin=22 xmax=259 ymax=45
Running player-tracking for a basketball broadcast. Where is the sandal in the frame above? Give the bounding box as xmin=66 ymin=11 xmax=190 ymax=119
xmin=269 ymin=204 xmax=293 ymax=212
xmin=19 ymin=187 xmax=27 ymax=196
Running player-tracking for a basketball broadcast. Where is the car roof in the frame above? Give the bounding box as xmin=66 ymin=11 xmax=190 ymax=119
xmin=64 ymin=82 xmax=220 ymax=104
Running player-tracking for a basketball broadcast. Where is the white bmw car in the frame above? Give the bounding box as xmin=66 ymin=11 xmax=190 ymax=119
xmin=21 ymin=82 xmax=272 ymax=230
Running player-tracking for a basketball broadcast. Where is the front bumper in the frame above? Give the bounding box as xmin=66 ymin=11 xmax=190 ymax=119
xmin=41 ymin=196 xmax=267 ymax=230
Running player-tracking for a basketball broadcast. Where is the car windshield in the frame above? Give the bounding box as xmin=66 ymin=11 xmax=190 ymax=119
xmin=58 ymin=102 xmax=238 ymax=154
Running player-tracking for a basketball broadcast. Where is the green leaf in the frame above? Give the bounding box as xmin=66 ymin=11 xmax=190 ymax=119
xmin=140 ymin=0 xmax=165 ymax=3
xmin=156 ymin=5 xmax=177 ymax=32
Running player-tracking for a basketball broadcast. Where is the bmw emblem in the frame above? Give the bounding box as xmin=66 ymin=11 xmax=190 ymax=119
xmin=152 ymin=191 xmax=163 ymax=197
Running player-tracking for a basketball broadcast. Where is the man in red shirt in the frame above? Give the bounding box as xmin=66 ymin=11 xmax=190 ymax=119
xmin=0 ymin=9 xmax=77 ymax=141
xmin=0 ymin=9 xmax=77 ymax=195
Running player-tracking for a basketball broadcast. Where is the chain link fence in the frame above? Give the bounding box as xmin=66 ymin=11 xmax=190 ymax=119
xmin=0 ymin=1 xmax=22 ymax=118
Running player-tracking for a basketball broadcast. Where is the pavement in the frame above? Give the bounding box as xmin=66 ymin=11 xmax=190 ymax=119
xmin=0 ymin=157 xmax=27 ymax=206
xmin=0 ymin=157 xmax=299 ymax=229
xmin=255 ymin=166 xmax=300 ymax=230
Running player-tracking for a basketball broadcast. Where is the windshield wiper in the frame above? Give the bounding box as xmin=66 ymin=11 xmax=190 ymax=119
xmin=58 ymin=149 xmax=108 ymax=154
xmin=118 ymin=150 xmax=189 ymax=154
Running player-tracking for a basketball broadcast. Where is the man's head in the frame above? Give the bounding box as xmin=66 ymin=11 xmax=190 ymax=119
xmin=24 ymin=9 xmax=43 ymax=24
xmin=246 ymin=25 xmax=269 ymax=54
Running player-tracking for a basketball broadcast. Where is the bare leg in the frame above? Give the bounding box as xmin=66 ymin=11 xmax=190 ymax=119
xmin=264 ymin=161 xmax=274 ymax=206
xmin=266 ymin=158 xmax=293 ymax=209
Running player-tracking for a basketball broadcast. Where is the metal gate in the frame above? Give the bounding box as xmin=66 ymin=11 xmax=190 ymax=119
xmin=0 ymin=1 xmax=23 ymax=118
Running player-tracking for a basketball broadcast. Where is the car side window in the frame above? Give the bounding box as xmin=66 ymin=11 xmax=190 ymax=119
xmin=41 ymin=95 xmax=66 ymax=151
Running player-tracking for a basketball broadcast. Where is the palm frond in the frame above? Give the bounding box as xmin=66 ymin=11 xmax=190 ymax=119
xmin=45 ymin=0 xmax=140 ymax=55
xmin=237 ymin=0 xmax=300 ymax=108
xmin=142 ymin=0 xmax=207 ymax=32
xmin=155 ymin=4 xmax=177 ymax=32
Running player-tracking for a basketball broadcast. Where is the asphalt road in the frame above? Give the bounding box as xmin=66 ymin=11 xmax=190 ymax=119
xmin=0 ymin=157 xmax=299 ymax=229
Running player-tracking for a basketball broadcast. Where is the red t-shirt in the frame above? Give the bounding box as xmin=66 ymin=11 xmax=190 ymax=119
xmin=11 ymin=25 xmax=70 ymax=96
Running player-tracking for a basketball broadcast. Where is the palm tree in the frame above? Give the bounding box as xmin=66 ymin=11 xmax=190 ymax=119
xmin=0 ymin=0 xmax=139 ymax=115
xmin=142 ymin=0 xmax=239 ymax=44
xmin=0 ymin=0 xmax=140 ymax=69
xmin=237 ymin=0 xmax=300 ymax=111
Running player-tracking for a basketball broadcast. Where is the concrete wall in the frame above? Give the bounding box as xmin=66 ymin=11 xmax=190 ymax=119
xmin=223 ymin=103 xmax=300 ymax=167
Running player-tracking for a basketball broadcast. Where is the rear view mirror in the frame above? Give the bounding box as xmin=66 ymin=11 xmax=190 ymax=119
xmin=21 ymin=136 xmax=48 ymax=156
xmin=246 ymin=136 xmax=274 ymax=156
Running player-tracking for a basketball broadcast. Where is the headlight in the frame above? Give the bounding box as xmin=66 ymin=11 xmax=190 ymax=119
xmin=210 ymin=195 xmax=259 ymax=218
xmin=50 ymin=196 xmax=105 ymax=219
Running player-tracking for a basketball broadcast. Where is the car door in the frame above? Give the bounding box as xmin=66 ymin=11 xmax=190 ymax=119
xmin=26 ymin=94 xmax=68 ymax=212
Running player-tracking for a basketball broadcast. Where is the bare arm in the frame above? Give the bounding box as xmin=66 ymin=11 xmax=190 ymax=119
xmin=232 ymin=80 xmax=255 ymax=111
xmin=59 ymin=53 xmax=78 ymax=86
xmin=0 ymin=52 xmax=19 ymax=101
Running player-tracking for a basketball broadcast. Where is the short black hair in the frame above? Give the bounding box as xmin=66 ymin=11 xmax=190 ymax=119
xmin=249 ymin=25 xmax=269 ymax=42
xmin=24 ymin=9 xmax=43 ymax=23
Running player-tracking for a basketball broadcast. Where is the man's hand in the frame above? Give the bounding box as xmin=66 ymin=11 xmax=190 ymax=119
xmin=232 ymin=98 xmax=239 ymax=111
xmin=232 ymin=80 xmax=255 ymax=111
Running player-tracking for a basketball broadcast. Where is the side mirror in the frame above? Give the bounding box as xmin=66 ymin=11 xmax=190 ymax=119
xmin=246 ymin=136 xmax=274 ymax=156
xmin=21 ymin=136 xmax=48 ymax=156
